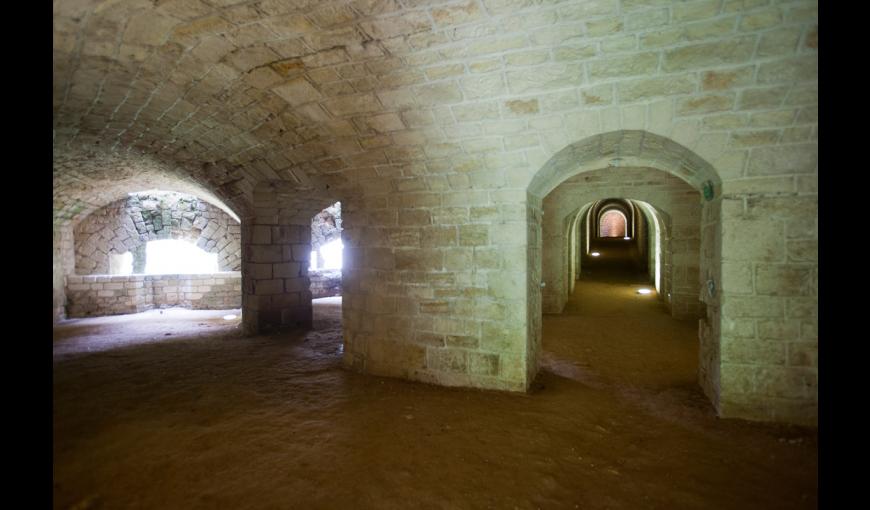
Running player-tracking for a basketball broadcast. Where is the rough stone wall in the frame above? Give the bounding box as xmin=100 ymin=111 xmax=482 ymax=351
xmin=74 ymin=192 xmax=241 ymax=274
xmin=65 ymin=273 xmax=241 ymax=318
xmin=542 ymin=167 xmax=701 ymax=317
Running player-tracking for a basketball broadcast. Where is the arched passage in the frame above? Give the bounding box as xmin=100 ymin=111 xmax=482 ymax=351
xmin=545 ymin=174 xmax=700 ymax=319
xmin=528 ymin=130 xmax=722 ymax=414
xmin=566 ymin=198 xmax=669 ymax=300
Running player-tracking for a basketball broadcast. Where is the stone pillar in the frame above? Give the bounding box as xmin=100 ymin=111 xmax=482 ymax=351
xmin=242 ymin=219 xmax=312 ymax=334
xmin=716 ymin=193 xmax=818 ymax=425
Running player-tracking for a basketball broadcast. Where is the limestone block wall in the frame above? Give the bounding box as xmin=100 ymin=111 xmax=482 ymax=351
xmin=341 ymin=184 xmax=532 ymax=393
xmin=241 ymin=182 xmax=336 ymax=333
xmin=716 ymin=192 xmax=818 ymax=424
xmin=699 ymin=197 xmax=724 ymax=413
xmin=542 ymin=167 xmax=701 ymax=317
xmin=74 ymin=192 xmax=241 ymax=274
xmin=64 ymin=273 xmax=241 ymax=318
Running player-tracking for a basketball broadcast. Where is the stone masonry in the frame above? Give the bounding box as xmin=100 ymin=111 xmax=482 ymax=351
xmin=65 ymin=273 xmax=241 ymax=317
xmin=75 ymin=191 xmax=241 ymax=274
xmin=53 ymin=1 xmax=818 ymax=426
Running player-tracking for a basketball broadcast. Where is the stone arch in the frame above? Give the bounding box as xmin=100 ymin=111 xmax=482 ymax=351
xmin=528 ymin=130 xmax=722 ymax=414
xmin=53 ymin=146 xmax=248 ymax=322
xmin=528 ymin=130 xmax=721 ymax=199
xmin=73 ymin=191 xmax=242 ymax=275
xmin=53 ymin=146 xmax=245 ymax=229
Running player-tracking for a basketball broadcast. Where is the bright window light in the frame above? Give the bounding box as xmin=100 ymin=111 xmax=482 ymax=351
xmin=320 ymin=239 xmax=343 ymax=270
xmin=144 ymin=239 xmax=218 ymax=274
xmin=637 ymin=288 xmax=652 ymax=295
xmin=590 ymin=252 xmax=601 ymax=257
xmin=309 ymin=251 xmax=318 ymax=271
xmin=223 ymin=314 xmax=237 ymax=320
xmin=109 ymin=252 xmax=133 ymax=275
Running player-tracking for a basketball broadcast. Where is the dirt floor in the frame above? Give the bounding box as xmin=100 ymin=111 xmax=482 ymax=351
xmin=54 ymin=284 xmax=817 ymax=509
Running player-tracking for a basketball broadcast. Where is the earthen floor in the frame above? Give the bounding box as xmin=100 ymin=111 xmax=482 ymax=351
xmin=54 ymin=288 xmax=817 ymax=509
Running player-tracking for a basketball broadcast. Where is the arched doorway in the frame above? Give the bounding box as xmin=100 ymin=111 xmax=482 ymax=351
xmin=527 ymin=130 xmax=722 ymax=413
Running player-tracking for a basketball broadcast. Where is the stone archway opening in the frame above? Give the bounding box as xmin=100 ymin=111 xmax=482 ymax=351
xmin=309 ymin=202 xmax=344 ymax=332
xmin=310 ymin=202 xmax=343 ymax=299
xmin=528 ymin=130 xmax=722 ymax=414
xmin=65 ymin=189 xmax=242 ymax=319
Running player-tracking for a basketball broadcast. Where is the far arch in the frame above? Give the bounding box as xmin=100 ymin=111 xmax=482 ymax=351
xmin=599 ymin=209 xmax=627 ymax=238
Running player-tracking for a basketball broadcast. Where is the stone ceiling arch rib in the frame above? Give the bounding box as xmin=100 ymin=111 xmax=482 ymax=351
xmin=528 ymin=130 xmax=722 ymax=199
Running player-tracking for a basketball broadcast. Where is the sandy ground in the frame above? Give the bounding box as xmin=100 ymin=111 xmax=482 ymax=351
xmin=54 ymin=288 xmax=816 ymax=510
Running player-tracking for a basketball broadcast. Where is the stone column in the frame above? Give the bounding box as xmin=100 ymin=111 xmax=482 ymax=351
xmin=241 ymin=219 xmax=312 ymax=334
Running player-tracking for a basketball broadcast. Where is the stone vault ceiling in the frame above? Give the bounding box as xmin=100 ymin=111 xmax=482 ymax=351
xmin=53 ymin=0 xmax=818 ymax=222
